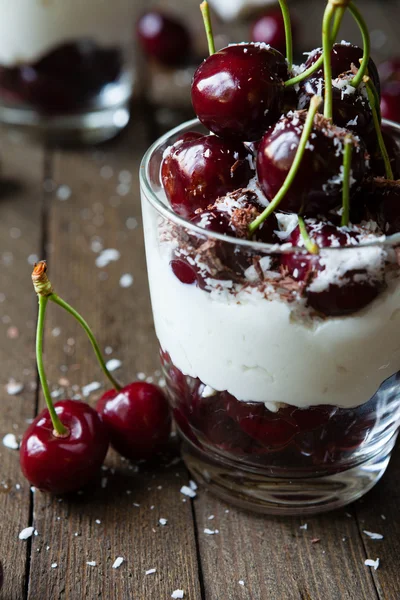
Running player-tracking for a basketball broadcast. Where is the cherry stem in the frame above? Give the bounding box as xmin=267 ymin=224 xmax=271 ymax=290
xmin=341 ymin=137 xmax=353 ymax=227
xmin=298 ymin=216 xmax=319 ymax=255
xmin=200 ymin=1 xmax=215 ymax=56
xmin=36 ymin=295 xmax=69 ymax=437
xmin=348 ymin=2 xmax=370 ymax=88
xmin=249 ymin=95 xmax=322 ymax=235
xmin=32 ymin=261 xmax=122 ymax=393
xmin=278 ymin=0 xmax=293 ymax=69
xmin=322 ymin=1 xmax=337 ymax=120
xmin=50 ymin=294 xmax=122 ymax=392
xmin=366 ymin=79 xmax=394 ymax=180
xmin=284 ymin=4 xmax=345 ymax=87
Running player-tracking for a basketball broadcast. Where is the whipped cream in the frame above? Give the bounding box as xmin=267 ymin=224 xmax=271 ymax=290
xmin=0 ymin=0 xmax=139 ymax=66
xmin=142 ymin=197 xmax=400 ymax=410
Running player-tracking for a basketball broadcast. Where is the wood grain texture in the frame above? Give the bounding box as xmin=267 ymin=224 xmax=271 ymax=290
xmin=0 ymin=131 xmax=45 ymax=599
xmin=194 ymin=492 xmax=379 ymax=600
xmin=26 ymin=116 xmax=202 ymax=600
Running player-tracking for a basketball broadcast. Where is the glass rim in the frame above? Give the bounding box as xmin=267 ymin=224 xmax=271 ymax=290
xmin=139 ymin=117 xmax=400 ymax=254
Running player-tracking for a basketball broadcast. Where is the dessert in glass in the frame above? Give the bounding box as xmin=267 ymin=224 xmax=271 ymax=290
xmin=140 ymin=0 xmax=400 ymax=514
xmin=0 ymin=0 xmax=140 ymax=142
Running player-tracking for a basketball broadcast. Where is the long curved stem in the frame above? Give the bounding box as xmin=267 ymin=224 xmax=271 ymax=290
xmin=37 ymin=296 xmax=69 ymax=437
xmin=249 ymin=96 xmax=322 ymax=235
xmin=366 ymin=80 xmax=394 ymax=180
xmin=348 ymin=2 xmax=370 ymax=88
xmin=341 ymin=137 xmax=353 ymax=227
xmin=278 ymin=0 xmax=293 ymax=69
xmin=49 ymin=294 xmax=122 ymax=392
xmin=200 ymin=1 xmax=215 ymax=55
xmin=322 ymin=2 xmax=336 ymax=119
xmin=285 ymin=5 xmax=345 ymax=88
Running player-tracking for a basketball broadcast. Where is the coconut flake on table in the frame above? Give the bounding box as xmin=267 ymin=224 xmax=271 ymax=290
xmin=180 ymin=485 xmax=197 ymax=498
xmin=95 ymin=248 xmax=120 ymax=268
xmin=363 ymin=531 xmax=384 ymax=540
xmin=112 ymin=557 xmax=124 ymax=569
xmin=82 ymin=381 xmax=102 ymax=397
xmin=3 ymin=433 xmax=19 ymax=450
xmin=159 ymin=518 xmax=168 ymax=526
xmin=204 ymin=528 xmax=219 ymax=535
xmin=106 ymin=359 xmax=122 ymax=372
xmin=87 ymin=561 xmax=97 ymax=567
xmin=19 ymin=527 xmax=34 ymax=540
xmin=299 ymin=524 xmax=308 ymax=530
xmin=189 ymin=480 xmax=198 ymax=491
xmin=171 ymin=591 xmax=184 ymax=599
xmin=6 ymin=379 xmax=24 ymax=396
xmin=365 ymin=558 xmax=380 ymax=570
xmin=145 ymin=568 xmax=157 ymax=575
xmin=239 ymin=580 xmax=245 ymax=586
xmin=51 ymin=563 xmax=58 ymax=569
xmin=119 ymin=274 xmax=134 ymax=288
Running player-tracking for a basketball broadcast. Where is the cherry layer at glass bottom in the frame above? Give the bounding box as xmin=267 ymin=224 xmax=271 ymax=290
xmin=161 ymin=351 xmax=400 ymax=474
xmin=0 ymin=40 xmax=123 ymax=114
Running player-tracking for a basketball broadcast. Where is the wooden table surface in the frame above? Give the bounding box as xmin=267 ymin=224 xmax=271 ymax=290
xmin=1 ymin=2 xmax=400 ymax=599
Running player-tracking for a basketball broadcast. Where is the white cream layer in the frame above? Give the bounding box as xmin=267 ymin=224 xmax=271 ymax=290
xmin=0 ymin=0 xmax=139 ymax=66
xmin=143 ymin=211 xmax=400 ymax=411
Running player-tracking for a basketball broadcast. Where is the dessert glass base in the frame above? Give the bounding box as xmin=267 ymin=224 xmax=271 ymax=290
xmin=141 ymin=118 xmax=400 ymax=515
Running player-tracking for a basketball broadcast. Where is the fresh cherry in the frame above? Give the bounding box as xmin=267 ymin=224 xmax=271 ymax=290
xmin=97 ymin=382 xmax=171 ymax=460
xmin=304 ymin=43 xmax=380 ymax=96
xmin=370 ymin=127 xmax=400 ymax=179
xmin=136 ymin=10 xmax=192 ymax=67
xmin=0 ymin=41 xmax=122 ymax=114
xmin=251 ymin=8 xmax=297 ymax=56
xmin=281 ymin=221 xmax=384 ymax=316
xmin=191 ymin=43 xmax=290 ymax=141
xmin=378 ymin=58 xmax=400 ymax=85
xmin=257 ymin=111 xmax=367 ymax=217
xmin=297 ymin=75 xmax=375 ymax=147
xmin=380 ymin=83 xmax=400 ymax=123
xmin=162 ymin=134 xmax=254 ymax=218
xmin=364 ymin=178 xmax=400 ymax=235
xmin=20 ymin=400 xmax=109 ymax=494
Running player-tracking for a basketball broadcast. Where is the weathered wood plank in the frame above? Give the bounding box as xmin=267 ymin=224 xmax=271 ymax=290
xmin=194 ymin=492 xmax=379 ymax=600
xmin=354 ymin=445 xmax=400 ymax=600
xmin=26 ymin=115 xmax=202 ymax=600
xmin=0 ymin=131 xmax=45 ymax=599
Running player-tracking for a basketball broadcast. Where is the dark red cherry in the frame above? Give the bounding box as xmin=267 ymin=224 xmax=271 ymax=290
xmin=380 ymin=83 xmax=400 ymax=123
xmin=364 ymin=179 xmax=400 ymax=235
xmin=136 ymin=11 xmax=192 ymax=67
xmin=257 ymin=112 xmax=367 ymax=217
xmin=370 ymin=127 xmax=400 ymax=179
xmin=281 ymin=221 xmax=383 ymax=316
xmin=20 ymin=400 xmax=109 ymax=494
xmin=297 ymin=76 xmax=375 ymax=147
xmin=97 ymin=382 xmax=171 ymax=460
xmin=192 ymin=44 xmax=290 ymax=141
xmin=304 ymin=43 xmax=380 ymax=96
xmin=251 ymin=8 xmax=297 ymax=56
xmin=378 ymin=58 xmax=400 ymax=86
xmin=170 ymin=259 xmax=197 ymax=284
xmin=0 ymin=41 xmax=122 ymax=114
xmin=162 ymin=134 xmax=254 ymax=218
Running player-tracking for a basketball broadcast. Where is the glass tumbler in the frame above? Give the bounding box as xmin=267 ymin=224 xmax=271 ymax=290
xmin=140 ymin=118 xmax=400 ymax=515
xmin=0 ymin=0 xmax=141 ymax=143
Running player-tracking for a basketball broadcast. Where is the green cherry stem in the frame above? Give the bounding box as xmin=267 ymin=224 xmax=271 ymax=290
xmin=322 ymin=0 xmax=338 ymax=120
xmin=341 ymin=137 xmax=353 ymax=227
xmin=348 ymin=2 xmax=370 ymax=88
xmin=32 ymin=262 xmax=122 ymax=393
xmin=200 ymin=1 xmax=215 ymax=55
xmin=298 ymin=216 xmax=319 ymax=255
xmin=249 ymin=95 xmax=322 ymax=235
xmin=284 ymin=3 xmax=346 ymax=88
xmin=36 ymin=295 xmax=69 ymax=437
xmin=366 ymin=79 xmax=394 ymax=180
xmin=278 ymin=0 xmax=293 ymax=69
